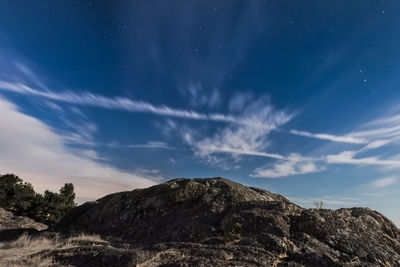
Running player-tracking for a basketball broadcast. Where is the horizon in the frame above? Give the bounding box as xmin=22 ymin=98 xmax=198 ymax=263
xmin=0 ymin=1 xmax=399 ymax=226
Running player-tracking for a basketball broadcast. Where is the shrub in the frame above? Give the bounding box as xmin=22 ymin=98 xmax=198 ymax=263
xmin=224 ymin=222 xmax=242 ymax=242
xmin=314 ymin=200 xmax=324 ymax=210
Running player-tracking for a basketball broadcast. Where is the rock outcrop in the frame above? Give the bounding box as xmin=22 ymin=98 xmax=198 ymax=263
xmin=53 ymin=177 xmax=400 ymax=266
xmin=0 ymin=207 xmax=47 ymax=231
xmin=0 ymin=207 xmax=47 ymax=242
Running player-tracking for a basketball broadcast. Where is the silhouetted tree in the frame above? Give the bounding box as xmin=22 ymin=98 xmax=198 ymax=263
xmin=0 ymin=174 xmax=36 ymax=216
xmin=0 ymin=174 xmax=77 ymax=226
xmin=38 ymin=184 xmax=77 ymax=226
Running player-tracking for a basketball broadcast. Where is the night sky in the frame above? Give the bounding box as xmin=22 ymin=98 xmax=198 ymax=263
xmin=0 ymin=1 xmax=400 ymax=225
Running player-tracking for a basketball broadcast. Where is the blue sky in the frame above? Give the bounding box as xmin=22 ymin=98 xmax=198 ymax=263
xmin=0 ymin=1 xmax=399 ymax=225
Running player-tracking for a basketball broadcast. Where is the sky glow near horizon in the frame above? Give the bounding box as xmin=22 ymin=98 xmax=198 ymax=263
xmin=0 ymin=1 xmax=399 ymax=226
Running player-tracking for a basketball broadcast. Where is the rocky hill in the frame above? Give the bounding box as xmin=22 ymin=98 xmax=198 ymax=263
xmin=51 ymin=177 xmax=400 ymax=266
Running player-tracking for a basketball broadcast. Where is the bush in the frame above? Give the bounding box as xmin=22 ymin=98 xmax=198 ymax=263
xmin=224 ymin=222 xmax=242 ymax=242
xmin=314 ymin=200 xmax=324 ymax=210
xmin=0 ymin=174 xmax=77 ymax=227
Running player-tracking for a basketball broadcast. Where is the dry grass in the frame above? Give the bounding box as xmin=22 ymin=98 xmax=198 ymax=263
xmin=1 ymin=254 xmax=56 ymax=267
xmin=0 ymin=232 xmax=107 ymax=266
xmin=66 ymin=232 xmax=105 ymax=244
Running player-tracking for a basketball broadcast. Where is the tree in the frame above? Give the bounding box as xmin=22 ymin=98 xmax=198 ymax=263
xmin=0 ymin=174 xmax=36 ymax=216
xmin=0 ymin=174 xmax=77 ymax=227
xmin=38 ymin=184 xmax=77 ymax=226
xmin=60 ymin=183 xmax=76 ymax=208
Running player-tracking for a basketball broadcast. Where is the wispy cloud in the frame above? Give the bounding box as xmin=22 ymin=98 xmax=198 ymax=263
xmin=181 ymin=98 xmax=294 ymax=168
xmin=0 ymin=96 xmax=157 ymax=200
xmin=251 ymin=154 xmax=324 ymax=178
xmin=351 ymin=126 xmax=400 ymax=140
xmin=64 ymin=138 xmax=176 ymax=151
xmin=4 ymin=63 xmax=400 ymax=180
xmin=228 ymin=92 xmax=254 ymax=112
xmin=320 ymin=111 xmax=400 ymax=168
xmin=371 ymin=177 xmax=397 ymax=188
xmin=193 ymin=146 xmax=287 ymax=160
xmin=0 ymin=81 xmax=209 ymax=118
xmin=263 ymin=109 xmax=400 ymax=177
xmin=253 ymin=147 xmax=400 ymax=179
xmin=325 ymin=150 xmax=400 ymax=167
xmin=289 ymin=129 xmax=366 ymax=144
xmin=121 ymin=141 xmax=175 ymax=150
xmin=348 ymin=111 xmax=400 ymax=144
xmin=196 ymin=104 xmax=400 ymax=177
xmin=284 ymin=108 xmax=400 ymax=149
xmin=180 ymin=82 xmax=221 ymax=109
xmin=0 ymin=81 xmax=278 ymax=129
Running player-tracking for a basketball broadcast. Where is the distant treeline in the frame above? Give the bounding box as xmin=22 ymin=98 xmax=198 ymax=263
xmin=0 ymin=174 xmax=76 ymax=227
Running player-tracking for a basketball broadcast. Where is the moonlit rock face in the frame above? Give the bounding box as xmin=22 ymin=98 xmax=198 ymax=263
xmin=55 ymin=178 xmax=400 ymax=266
